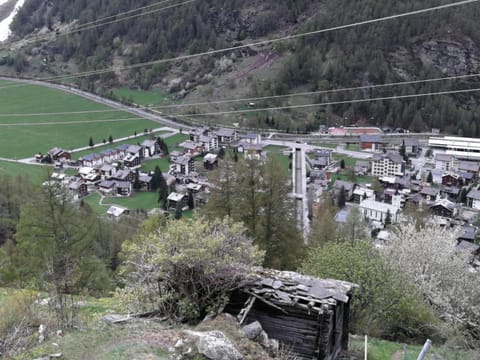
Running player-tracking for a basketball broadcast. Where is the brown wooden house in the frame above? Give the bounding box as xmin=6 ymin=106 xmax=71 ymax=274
xmin=224 ymin=268 xmax=356 ymax=360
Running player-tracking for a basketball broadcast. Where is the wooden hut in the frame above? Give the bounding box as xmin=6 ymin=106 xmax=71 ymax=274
xmin=224 ymin=268 xmax=356 ymax=360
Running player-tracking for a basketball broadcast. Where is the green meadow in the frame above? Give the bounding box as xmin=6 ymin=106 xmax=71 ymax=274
xmin=0 ymin=80 xmax=159 ymax=158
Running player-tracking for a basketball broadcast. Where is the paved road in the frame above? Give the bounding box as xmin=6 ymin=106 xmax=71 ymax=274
xmin=0 ymin=77 xmax=193 ymax=131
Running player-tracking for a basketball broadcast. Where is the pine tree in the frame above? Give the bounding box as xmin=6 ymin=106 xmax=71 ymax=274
xmin=187 ymin=191 xmax=194 ymax=210
xmin=89 ymin=136 xmax=94 ymax=147
xmin=108 ymin=135 xmax=113 ymax=143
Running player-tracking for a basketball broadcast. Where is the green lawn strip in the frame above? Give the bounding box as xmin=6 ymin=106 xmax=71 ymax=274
xmin=264 ymin=145 xmax=289 ymax=154
xmin=73 ymin=131 xmax=169 ymax=159
xmin=141 ymin=157 xmax=171 ymax=172
xmin=310 ymin=142 xmax=338 ymax=149
xmin=83 ymin=193 xmax=108 ymax=214
xmin=102 ymin=192 xmax=159 ymax=211
xmin=164 ymin=133 xmax=189 ymax=152
xmin=0 ymin=161 xmax=50 ymax=184
xmin=332 ymin=154 xmax=362 ymax=167
xmin=330 ymin=173 xmax=374 ymax=184
xmin=111 ymin=87 xmax=173 ymax=107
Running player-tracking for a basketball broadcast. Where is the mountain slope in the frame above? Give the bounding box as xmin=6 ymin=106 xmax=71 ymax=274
xmin=6 ymin=0 xmax=480 ymax=134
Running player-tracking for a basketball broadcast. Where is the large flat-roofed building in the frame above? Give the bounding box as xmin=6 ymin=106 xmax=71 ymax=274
xmin=429 ymin=136 xmax=480 ymax=160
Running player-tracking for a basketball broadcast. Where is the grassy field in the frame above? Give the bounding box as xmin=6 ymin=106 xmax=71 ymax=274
xmin=0 ymin=80 xmax=159 ymax=158
xmin=111 ymin=87 xmax=172 ymax=107
xmin=102 ymin=192 xmax=159 ymax=211
xmin=0 ymin=161 xmax=50 ymax=184
xmin=264 ymin=145 xmax=291 ymax=172
xmin=141 ymin=158 xmax=170 ymax=172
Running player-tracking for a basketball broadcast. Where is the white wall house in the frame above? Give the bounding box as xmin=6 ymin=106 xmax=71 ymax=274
xmin=359 ymin=199 xmax=400 ymax=224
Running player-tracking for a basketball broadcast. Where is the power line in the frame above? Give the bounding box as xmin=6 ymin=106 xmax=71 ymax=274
xmin=162 ymin=86 xmax=480 ymax=117
xmin=0 ymin=72 xmax=479 ymax=117
xmin=5 ymin=0 xmax=194 ymax=48
xmin=0 ymin=0 xmax=477 ymax=88
xmin=0 ymin=86 xmax=478 ymax=126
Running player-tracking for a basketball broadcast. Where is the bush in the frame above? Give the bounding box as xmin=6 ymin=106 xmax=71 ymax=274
xmin=300 ymin=240 xmax=439 ymax=340
xmin=118 ymin=217 xmax=264 ymax=322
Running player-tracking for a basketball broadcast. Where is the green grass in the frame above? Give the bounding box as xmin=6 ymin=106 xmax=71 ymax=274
xmin=0 ymin=80 xmax=160 ymax=158
xmin=264 ymin=145 xmax=291 ymax=172
xmin=164 ymin=133 xmax=189 ymax=151
xmin=0 ymin=161 xmax=50 ymax=184
xmin=84 ymin=193 xmax=108 ymax=214
xmin=103 ymin=192 xmax=160 ymax=211
xmin=111 ymin=87 xmax=172 ymax=107
xmin=333 ymin=154 xmax=363 ymax=167
xmin=350 ymin=337 xmax=476 ymax=360
xmin=141 ymin=158 xmax=170 ymax=172
xmin=331 ymin=173 xmax=374 ymax=184
xmin=311 ymin=142 xmax=338 ymax=149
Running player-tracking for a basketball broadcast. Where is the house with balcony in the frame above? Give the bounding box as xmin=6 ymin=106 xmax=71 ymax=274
xmin=371 ymin=152 xmax=405 ymax=177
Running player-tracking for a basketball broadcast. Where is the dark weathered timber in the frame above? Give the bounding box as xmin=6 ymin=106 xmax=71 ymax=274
xmin=225 ymin=268 xmax=357 ymax=360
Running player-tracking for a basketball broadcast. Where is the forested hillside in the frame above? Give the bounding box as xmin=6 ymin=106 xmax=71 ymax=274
xmin=7 ymin=0 xmax=480 ymax=134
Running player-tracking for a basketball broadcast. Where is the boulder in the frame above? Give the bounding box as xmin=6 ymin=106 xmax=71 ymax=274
xmin=186 ymin=330 xmax=244 ymax=360
xmin=241 ymin=321 xmax=263 ymax=340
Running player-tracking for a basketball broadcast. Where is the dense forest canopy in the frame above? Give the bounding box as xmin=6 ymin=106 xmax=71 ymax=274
xmin=8 ymin=0 xmax=480 ymax=134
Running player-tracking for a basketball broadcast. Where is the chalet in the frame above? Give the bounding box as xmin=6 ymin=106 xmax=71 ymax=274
xmin=311 ymin=158 xmax=329 ymax=170
xmin=112 ymin=169 xmax=134 ymax=182
xmin=189 ymin=126 xmax=210 ymax=142
xmin=403 ymin=138 xmax=420 ymax=156
xmin=353 ymin=186 xmax=375 ymax=203
xmin=98 ymin=180 xmax=116 ymax=194
xmin=82 ymin=153 xmax=102 ymax=167
xmin=167 ymin=192 xmax=187 ymax=209
xmin=240 ymin=143 xmax=264 ymax=160
xmin=141 ymin=139 xmax=158 ymax=158
xmin=239 ymin=133 xmax=262 ymax=145
xmin=186 ymin=183 xmax=202 ymax=193
xmin=107 ymin=205 xmax=129 ymax=218
xmin=127 ymin=145 xmax=142 ymax=158
xmin=429 ymin=199 xmax=458 ymax=218
xmin=420 ymin=187 xmax=440 ymax=202
xmin=332 ymin=180 xmax=355 ymax=201
xmin=99 ymin=149 xmax=117 ymax=163
xmin=457 ymin=161 xmax=480 ymax=179
xmin=78 ymin=167 xmax=99 ymax=182
xmin=359 ymin=199 xmax=400 ymax=224
xmin=203 ymin=153 xmax=218 ymax=170
xmin=434 ymin=154 xmax=455 ymax=171
xmin=123 ymin=154 xmax=141 ymax=168
xmin=179 ymin=140 xmax=204 ymax=156
xmin=215 ymin=128 xmax=238 ymax=145
xmin=115 ymin=181 xmax=132 ymax=196
xmin=384 ymin=189 xmax=405 ymax=208
xmin=394 ymin=176 xmax=411 ymax=190
xmin=138 ymin=174 xmax=153 ymax=191
xmin=371 ymin=152 xmax=405 ymax=177
xmin=405 ymin=192 xmax=423 ymax=206
xmin=442 ymin=173 xmax=459 ymax=187
xmin=224 ymin=268 xmax=356 ymax=360
xmin=359 ymin=134 xmax=385 ymax=151
xmin=68 ymin=181 xmax=88 ymax=199
xmin=116 ymin=144 xmax=129 ymax=158
xmin=456 ymin=240 xmax=480 ymax=256
xmin=173 ymin=156 xmax=195 ymax=176
xmin=354 ymin=160 xmax=370 ymax=175
xmin=48 ymin=147 xmax=71 ymax=162
xmin=459 ymin=171 xmax=475 ymax=185
xmin=466 ymin=188 xmax=480 ymax=210
xmin=198 ymin=135 xmax=218 ymax=152
xmin=100 ymin=164 xmax=116 ymax=179
xmin=440 ymin=186 xmax=460 ymax=201
xmin=458 ymin=225 xmax=478 ymax=243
